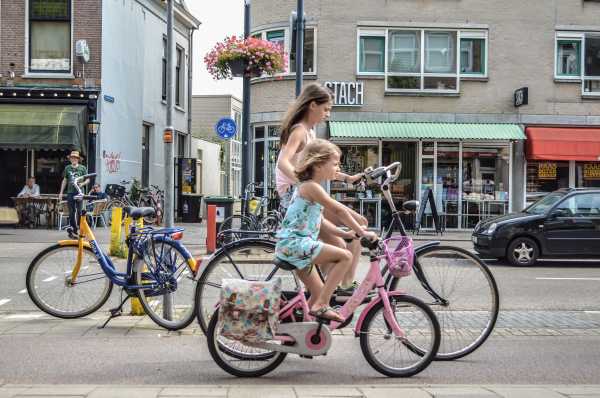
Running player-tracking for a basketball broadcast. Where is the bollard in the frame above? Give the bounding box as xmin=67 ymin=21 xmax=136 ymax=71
xmin=206 ymin=204 xmax=216 ymax=254
xmin=109 ymin=207 xmax=123 ymax=257
xmin=130 ymin=217 xmax=145 ymax=315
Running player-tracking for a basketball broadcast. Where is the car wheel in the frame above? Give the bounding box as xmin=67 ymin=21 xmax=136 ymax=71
xmin=507 ymin=237 xmax=539 ymax=266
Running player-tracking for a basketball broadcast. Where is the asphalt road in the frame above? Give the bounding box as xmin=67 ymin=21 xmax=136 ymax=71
xmin=1 ymin=231 xmax=600 ymax=385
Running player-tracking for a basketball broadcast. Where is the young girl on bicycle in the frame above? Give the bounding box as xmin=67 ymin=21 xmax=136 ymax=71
xmin=276 ymin=83 xmax=367 ymax=295
xmin=275 ymin=139 xmax=378 ymax=322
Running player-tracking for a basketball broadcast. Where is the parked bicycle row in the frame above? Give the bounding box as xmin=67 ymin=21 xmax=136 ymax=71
xmin=26 ymin=161 xmax=499 ymax=378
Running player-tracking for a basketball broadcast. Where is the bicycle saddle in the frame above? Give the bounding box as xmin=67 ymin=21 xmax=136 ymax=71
xmin=273 ymin=257 xmax=297 ymax=272
xmin=123 ymin=206 xmax=155 ymax=220
xmin=402 ymin=200 xmax=419 ymax=212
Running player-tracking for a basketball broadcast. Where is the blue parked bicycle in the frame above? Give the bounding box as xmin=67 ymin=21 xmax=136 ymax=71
xmin=26 ymin=172 xmax=198 ymax=330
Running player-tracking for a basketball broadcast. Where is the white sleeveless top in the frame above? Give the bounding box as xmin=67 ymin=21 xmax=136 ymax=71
xmin=275 ymin=124 xmax=316 ymax=196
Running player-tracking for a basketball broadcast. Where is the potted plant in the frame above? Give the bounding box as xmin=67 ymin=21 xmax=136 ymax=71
xmin=204 ymin=35 xmax=287 ymax=80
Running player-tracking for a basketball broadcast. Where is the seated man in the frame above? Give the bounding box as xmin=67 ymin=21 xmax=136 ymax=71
xmin=17 ymin=177 xmax=40 ymax=198
xmin=17 ymin=177 xmax=40 ymax=227
xmin=90 ymin=183 xmax=108 ymax=200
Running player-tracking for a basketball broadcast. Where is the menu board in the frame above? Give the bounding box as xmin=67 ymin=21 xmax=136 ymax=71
xmin=583 ymin=163 xmax=600 ymax=180
xmin=538 ymin=162 xmax=557 ymax=180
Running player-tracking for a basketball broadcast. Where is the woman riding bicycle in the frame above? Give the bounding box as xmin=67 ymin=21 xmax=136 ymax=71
xmin=276 ymin=83 xmax=367 ymax=295
xmin=275 ymin=139 xmax=377 ymax=322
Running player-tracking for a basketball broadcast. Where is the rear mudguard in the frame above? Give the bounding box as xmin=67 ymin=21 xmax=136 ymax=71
xmin=354 ymin=290 xmax=407 ymax=336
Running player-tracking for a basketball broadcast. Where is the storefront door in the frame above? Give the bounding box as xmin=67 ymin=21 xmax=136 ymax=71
xmin=0 ymin=150 xmax=27 ymax=206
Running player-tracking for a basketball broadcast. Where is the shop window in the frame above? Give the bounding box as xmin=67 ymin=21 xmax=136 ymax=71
xmin=29 ymin=0 xmax=71 ymax=73
xmin=462 ymin=146 xmax=510 ymax=228
xmin=359 ymin=36 xmax=385 ymax=73
xmin=381 ymin=142 xmax=417 ymax=230
xmin=576 ymin=162 xmax=600 ymax=188
xmin=460 ymin=38 xmax=486 ymax=76
xmin=556 ymin=40 xmax=581 ymax=77
xmin=526 ymin=161 xmax=569 ymax=205
xmin=331 ymin=145 xmax=379 ymax=215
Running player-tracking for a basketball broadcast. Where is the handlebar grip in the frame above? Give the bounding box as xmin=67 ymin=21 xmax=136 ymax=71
xmin=360 ymin=237 xmax=380 ymax=250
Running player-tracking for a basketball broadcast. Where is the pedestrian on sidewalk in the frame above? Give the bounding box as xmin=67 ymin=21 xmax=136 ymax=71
xmin=276 ymin=83 xmax=367 ymax=295
xmin=58 ymin=151 xmax=89 ymax=239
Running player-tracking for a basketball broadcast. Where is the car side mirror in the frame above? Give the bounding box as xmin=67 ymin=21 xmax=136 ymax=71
xmin=550 ymin=208 xmax=569 ymax=219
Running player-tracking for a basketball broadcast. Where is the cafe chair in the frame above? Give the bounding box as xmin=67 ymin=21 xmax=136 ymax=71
xmin=57 ymin=201 xmax=70 ymax=231
xmin=88 ymin=199 xmax=108 ymax=228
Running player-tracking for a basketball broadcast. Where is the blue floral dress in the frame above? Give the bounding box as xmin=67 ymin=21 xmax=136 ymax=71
xmin=275 ymin=190 xmax=323 ymax=270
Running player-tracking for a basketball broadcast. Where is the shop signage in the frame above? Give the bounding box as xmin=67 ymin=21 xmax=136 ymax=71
xmin=583 ymin=163 xmax=600 ymax=180
xmin=514 ymin=87 xmax=528 ymax=107
xmin=538 ymin=162 xmax=557 ymax=179
xmin=324 ymin=81 xmax=364 ymax=106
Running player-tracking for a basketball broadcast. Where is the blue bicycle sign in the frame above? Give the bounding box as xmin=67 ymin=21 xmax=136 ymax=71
xmin=214 ymin=117 xmax=237 ymax=139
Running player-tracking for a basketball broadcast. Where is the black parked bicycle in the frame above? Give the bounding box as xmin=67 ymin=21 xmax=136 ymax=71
xmin=195 ymin=162 xmax=499 ymax=361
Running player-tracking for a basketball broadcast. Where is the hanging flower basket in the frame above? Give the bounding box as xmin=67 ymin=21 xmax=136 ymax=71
xmin=205 ymin=36 xmax=287 ymax=80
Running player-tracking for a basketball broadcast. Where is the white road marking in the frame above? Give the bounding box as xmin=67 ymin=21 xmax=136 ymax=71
xmin=18 ymin=289 xmax=27 ymax=294
xmin=0 ymin=298 xmax=11 ymax=307
xmin=5 ymin=314 xmax=44 ymax=320
xmin=42 ymin=276 xmax=57 ymax=282
xmin=536 ymin=277 xmax=600 ymax=281
xmin=585 ymin=311 xmax=600 ymax=314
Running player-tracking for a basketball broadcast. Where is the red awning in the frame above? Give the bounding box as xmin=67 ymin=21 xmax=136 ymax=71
xmin=526 ymin=127 xmax=600 ymax=161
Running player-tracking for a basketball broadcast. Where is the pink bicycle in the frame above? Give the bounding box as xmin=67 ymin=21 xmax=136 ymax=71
xmin=206 ymin=236 xmax=441 ymax=378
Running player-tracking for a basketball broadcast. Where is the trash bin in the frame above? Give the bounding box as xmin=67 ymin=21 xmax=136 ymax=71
xmin=204 ymin=196 xmax=234 ymax=232
xmin=180 ymin=194 xmax=203 ymax=223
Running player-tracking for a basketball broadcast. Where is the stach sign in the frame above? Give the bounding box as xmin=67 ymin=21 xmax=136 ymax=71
xmin=324 ymin=81 xmax=364 ymax=106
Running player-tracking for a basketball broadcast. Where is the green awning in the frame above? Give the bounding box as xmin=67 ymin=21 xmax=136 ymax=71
xmin=0 ymin=104 xmax=86 ymax=151
xmin=329 ymin=121 xmax=525 ymax=141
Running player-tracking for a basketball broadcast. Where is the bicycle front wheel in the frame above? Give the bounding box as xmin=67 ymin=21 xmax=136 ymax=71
xmin=390 ymin=245 xmax=499 ymax=360
xmin=360 ymin=294 xmax=440 ymax=377
xmin=195 ymin=239 xmax=298 ymax=334
xmin=26 ymin=244 xmax=113 ymax=318
xmin=135 ymin=239 xmax=197 ymax=330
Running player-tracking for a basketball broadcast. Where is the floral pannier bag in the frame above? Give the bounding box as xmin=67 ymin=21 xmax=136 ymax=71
xmin=218 ymin=278 xmax=282 ymax=342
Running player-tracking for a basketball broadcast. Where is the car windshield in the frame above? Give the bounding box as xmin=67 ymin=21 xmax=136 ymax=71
xmin=524 ymin=192 xmax=565 ymax=215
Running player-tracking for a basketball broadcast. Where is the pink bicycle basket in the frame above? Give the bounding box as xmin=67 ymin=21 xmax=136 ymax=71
xmin=383 ymin=236 xmax=415 ymax=278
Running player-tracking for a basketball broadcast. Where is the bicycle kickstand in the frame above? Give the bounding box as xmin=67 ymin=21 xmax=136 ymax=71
xmin=98 ymin=293 xmax=131 ymax=329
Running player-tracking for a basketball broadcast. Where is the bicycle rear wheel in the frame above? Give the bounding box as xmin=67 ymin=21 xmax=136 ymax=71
xmin=195 ymin=239 xmax=298 ymax=334
xmin=359 ymin=294 xmax=440 ymax=377
xmin=135 ymin=239 xmax=196 ymax=330
xmin=390 ymin=245 xmax=499 ymax=360
xmin=206 ymin=310 xmax=286 ymax=377
xmin=26 ymin=244 xmax=113 ymax=318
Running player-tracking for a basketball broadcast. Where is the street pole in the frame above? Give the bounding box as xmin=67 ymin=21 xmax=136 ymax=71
xmin=241 ymin=0 xmax=252 ymax=193
xmin=295 ymin=0 xmax=304 ymax=97
xmin=163 ymin=0 xmax=175 ymax=320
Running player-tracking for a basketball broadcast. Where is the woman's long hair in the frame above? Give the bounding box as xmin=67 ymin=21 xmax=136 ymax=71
xmin=279 ymin=83 xmax=333 ymax=146
xmin=295 ymin=139 xmax=341 ymax=182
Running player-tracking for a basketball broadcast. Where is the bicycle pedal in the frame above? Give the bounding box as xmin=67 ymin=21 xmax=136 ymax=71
xmin=109 ymin=308 xmax=123 ymax=317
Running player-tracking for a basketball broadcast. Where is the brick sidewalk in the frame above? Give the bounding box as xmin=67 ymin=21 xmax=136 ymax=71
xmin=1 ymin=384 xmax=599 ymax=397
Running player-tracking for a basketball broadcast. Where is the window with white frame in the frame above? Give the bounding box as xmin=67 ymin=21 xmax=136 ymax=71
xmin=387 ymin=29 xmax=458 ymax=92
xmin=460 ymin=31 xmax=487 ymax=77
xmin=358 ymin=28 xmax=488 ymax=85
xmin=555 ymin=32 xmax=600 ymax=96
xmin=584 ymin=34 xmax=600 ymax=95
xmin=175 ymin=46 xmax=184 ymax=107
xmin=29 ymin=0 xmax=71 ymax=73
xmin=252 ymin=27 xmax=317 ymax=74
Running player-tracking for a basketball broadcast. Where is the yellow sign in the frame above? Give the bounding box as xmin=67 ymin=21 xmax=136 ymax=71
xmin=583 ymin=163 xmax=600 ymax=180
xmin=538 ymin=162 xmax=557 ymax=180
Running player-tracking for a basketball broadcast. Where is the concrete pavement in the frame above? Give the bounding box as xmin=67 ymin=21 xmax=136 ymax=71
xmin=1 ymin=384 xmax=600 ymax=397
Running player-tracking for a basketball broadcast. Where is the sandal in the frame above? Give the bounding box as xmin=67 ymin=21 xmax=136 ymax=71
xmin=309 ymin=306 xmax=344 ymax=322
